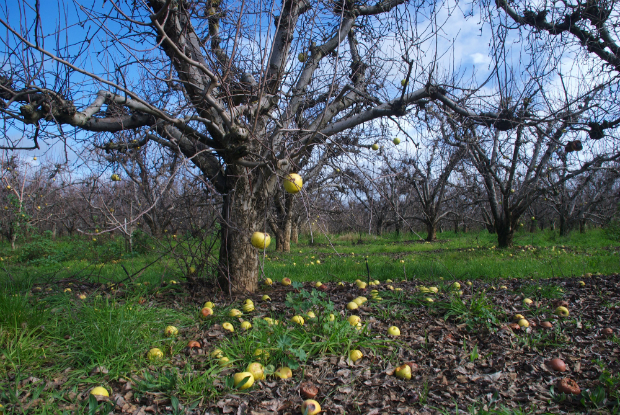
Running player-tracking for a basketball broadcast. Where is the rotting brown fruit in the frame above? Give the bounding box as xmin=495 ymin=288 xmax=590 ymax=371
xmin=547 ymin=358 xmax=566 ymax=372
xmin=300 ymin=382 xmax=319 ymax=399
xmin=540 ymin=321 xmax=553 ymax=329
xmin=557 ymin=378 xmax=580 ymax=395
xmin=187 ymin=340 xmax=201 ymax=349
xmin=602 ymin=328 xmax=613 ymax=337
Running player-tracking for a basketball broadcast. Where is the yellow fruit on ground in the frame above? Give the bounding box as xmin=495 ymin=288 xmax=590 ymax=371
xmin=347 ymin=301 xmax=359 ymax=310
xmin=229 ymin=309 xmax=243 ymax=317
xmin=306 ymin=311 xmax=316 ymax=318
xmin=222 ymin=322 xmax=234 ymax=332
xmin=283 ymin=173 xmax=303 ymax=194
xmin=251 ymin=232 xmax=271 ymax=249
xmin=204 ymin=301 xmax=215 ymax=308
xmin=347 ymin=315 xmax=361 ymax=326
xmin=518 ymin=319 xmax=530 ymax=328
xmin=246 ymin=362 xmax=266 ymax=381
xmin=349 ymin=349 xmax=363 ymax=363
xmin=219 ymin=356 xmax=232 ymax=367
xmin=352 ymin=297 xmax=365 ymax=306
xmin=301 ymin=399 xmax=321 ymax=415
xmin=211 ymin=348 xmax=224 ymax=359
xmin=282 ymin=277 xmax=292 ymax=286
xmin=274 ymin=366 xmax=293 ymax=379
xmin=262 ymin=295 xmax=271 ymax=301
xmin=395 ymin=364 xmax=412 ymax=380
xmin=233 ymin=372 xmax=255 ymax=390
xmin=555 ymin=306 xmax=569 ymax=317
xmin=264 ymin=278 xmax=273 ymax=285
xmin=241 ymin=321 xmax=252 ymax=330
xmin=291 ymin=315 xmax=305 ymax=325
xmin=254 ymin=349 xmax=270 ymax=359
xmin=164 ymin=326 xmax=178 ymax=337
xmin=242 ymin=303 xmax=255 ymax=313
xmin=387 ymin=326 xmax=401 ymax=336
xmin=90 ymin=386 xmax=109 ymax=397
xmin=147 ymin=348 xmax=164 ymax=361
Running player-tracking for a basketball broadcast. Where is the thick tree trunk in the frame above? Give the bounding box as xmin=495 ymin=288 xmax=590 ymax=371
xmin=496 ymin=222 xmax=514 ymax=248
xmin=426 ymin=222 xmax=437 ymax=241
xmin=218 ymin=191 xmax=263 ymax=294
xmin=559 ymin=215 xmax=569 ymax=237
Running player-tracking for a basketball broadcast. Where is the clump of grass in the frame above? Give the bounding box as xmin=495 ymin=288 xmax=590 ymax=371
xmin=57 ymin=297 xmax=192 ymax=378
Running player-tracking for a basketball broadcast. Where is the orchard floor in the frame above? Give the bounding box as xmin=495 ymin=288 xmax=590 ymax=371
xmin=1 ymin=230 xmax=620 ymax=414
xmin=1 ymin=273 xmax=619 ymax=414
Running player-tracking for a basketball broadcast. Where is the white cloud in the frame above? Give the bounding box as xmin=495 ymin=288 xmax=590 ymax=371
xmin=470 ymin=53 xmax=491 ymax=65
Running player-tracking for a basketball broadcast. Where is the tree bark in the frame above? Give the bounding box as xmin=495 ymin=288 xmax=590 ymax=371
xmin=291 ymin=222 xmax=299 ymax=243
xmin=496 ymin=222 xmax=514 ymax=248
xmin=579 ymin=219 xmax=586 ymax=234
xmin=426 ymin=222 xmax=437 ymax=241
xmin=217 ymin=184 xmax=265 ymax=294
xmin=559 ymin=215 xmax=569 ymax=237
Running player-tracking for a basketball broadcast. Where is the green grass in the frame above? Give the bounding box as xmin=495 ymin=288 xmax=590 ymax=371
xmin=0 ymin=228 xmax=618 ymax=412
xmin=261 ymin=229 xmax=618 ymax=283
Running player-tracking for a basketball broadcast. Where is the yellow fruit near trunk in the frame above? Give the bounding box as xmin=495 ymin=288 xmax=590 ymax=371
xmin=283 ymin=173 xmax=303 ymax=194
xmin=251 ymin=232 xmax=271 ymax=249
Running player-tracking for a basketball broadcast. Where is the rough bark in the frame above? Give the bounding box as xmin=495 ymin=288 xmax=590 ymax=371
xmin=426 ymin=221 xmax=437 ymax=241
xmin=496 ymin=222 xmax=514 ymax=248
xmin=218 ymin=191 xmax=262 ymax=294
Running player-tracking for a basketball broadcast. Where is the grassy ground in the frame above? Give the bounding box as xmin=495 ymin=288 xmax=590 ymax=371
xmin=0 ymin=228 xmax=618 ymax=413
xmin=262 ymin=228 xmax=619 ymax=284
xmin=2 ymin=228 xmax=617 ymax=289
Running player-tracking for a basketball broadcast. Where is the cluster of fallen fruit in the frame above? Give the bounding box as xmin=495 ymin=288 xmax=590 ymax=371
xmin=86 ymin=276 xmax=617 ymax=412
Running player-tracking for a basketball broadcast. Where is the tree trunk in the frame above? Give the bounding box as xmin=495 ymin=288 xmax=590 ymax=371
xmin=559 ymin=215 xmax=569 ymax=237
xmin=218 ymin=190 xmax=263 ymax=294
xmin=496 ymin=222 xmax=514 ymax=248
xmin=579 ymin=219 xmax=586 ymax=233
xmin=426 ymin=222 xmax=437 ymax=241
xmin=453 ymin=219 xmax=459 ymax=234
xmin=282 ymin=215 xmax=292 ymax=252
xmin=291 ymin=222 xmax=298 ymax=243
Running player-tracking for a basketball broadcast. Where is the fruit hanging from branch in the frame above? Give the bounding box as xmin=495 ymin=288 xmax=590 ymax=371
xmin=393 ymin=137 xmax=401 ymax=145
xmin=111 ymin=173 xmax=121 ymax=182
xmin=251 ymin=232 xmax=271 ymax=249
xmin=283 ymin=173 xmax=303 ymax=194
